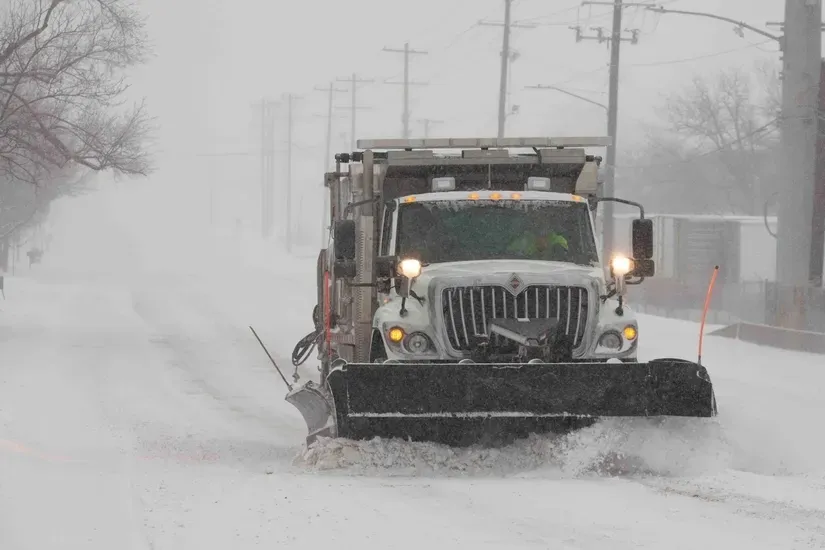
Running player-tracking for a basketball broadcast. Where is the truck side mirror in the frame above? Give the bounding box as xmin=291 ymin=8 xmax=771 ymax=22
xmin=375 ymin=255 xmax=398 ymax=279
xmin=631 ymin=219 xmax=653 ymax=260
xmin=333 ymin=220 xmax=356 ymax=261
xmin=630 ymin=258 xmax=655 ymax=278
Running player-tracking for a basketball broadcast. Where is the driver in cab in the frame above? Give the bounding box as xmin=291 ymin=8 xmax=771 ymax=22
xmin=506 ymin=228 xmax=569 ymax=260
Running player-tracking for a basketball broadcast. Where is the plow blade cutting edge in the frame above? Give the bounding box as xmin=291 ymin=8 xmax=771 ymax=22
xmin=286 ymin=359 xmax=717 ymax=447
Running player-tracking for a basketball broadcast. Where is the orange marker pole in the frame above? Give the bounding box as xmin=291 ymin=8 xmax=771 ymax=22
xmin=698 ymin=265 xmax=720 ymax=366
xmin=323 ymin=270 xmax=332 ymax=359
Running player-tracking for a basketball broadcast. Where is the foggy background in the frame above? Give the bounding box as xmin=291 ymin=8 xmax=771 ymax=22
xmin=3 ymin=0 xmax=806 ymax=330
xmin=99 ymin=0 xmax=784 ymax=246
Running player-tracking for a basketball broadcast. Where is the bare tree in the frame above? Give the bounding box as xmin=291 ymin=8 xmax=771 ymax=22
xmin=0 ymin=0 xmax=152 ymax=185
xmin=622 ymin=64 xmax=780 ymax=215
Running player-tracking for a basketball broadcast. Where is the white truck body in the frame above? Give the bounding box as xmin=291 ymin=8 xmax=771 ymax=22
xmin=368 ymin=190 xmax=639 ymax=362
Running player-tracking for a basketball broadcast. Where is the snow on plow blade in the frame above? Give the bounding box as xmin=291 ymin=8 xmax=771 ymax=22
xmin=307 ymin=359 xmax=717 ymax=447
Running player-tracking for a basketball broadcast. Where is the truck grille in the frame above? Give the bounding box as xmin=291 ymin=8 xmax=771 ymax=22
xmin=441 ymin=285 xmax=589 ymax=352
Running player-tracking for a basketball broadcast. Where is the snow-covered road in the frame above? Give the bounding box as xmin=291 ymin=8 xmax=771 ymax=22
xmin=2 ymin=216 xmax=825 ymax=548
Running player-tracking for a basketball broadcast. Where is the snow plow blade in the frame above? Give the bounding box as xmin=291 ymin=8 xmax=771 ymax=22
xmin=309 ymin=359 xmax=716 ymax=447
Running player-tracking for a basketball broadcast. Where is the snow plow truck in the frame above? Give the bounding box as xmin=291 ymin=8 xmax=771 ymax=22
xmin=287 ymin=136 xmax=717 ymax=447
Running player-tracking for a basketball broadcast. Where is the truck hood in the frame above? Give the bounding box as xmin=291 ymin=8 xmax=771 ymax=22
xmin=412 ymin=259 xmax=606 ymax=291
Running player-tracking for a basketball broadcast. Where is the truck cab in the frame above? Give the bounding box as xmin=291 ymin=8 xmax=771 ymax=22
xmin=322 ymin=137 xmax=654 ymax=372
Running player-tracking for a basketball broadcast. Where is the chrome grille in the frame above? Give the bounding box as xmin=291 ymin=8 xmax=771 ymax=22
xmin=441 ymin=285 xmax=589 ymax=352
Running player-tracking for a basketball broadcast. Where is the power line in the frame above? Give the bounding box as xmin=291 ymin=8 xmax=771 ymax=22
xmin=629 ymin=39 xmax=775 ymax=67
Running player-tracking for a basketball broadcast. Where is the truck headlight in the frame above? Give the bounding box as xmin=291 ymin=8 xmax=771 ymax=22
xmin=610 ymin=255 xmax=634 ymax=277
xmin=398 ymin=258 xmax=422 ymax=279
xmin=598 ymin=331 xmax=622 ymax=350
xmin=403 ymin=332 xmax=433 ymax=354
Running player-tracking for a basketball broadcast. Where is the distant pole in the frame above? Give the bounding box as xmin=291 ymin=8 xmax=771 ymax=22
xmin=417 ymin=118 xmax=444 ymax=138
xmin=576 ymin=1 xmax=641 ymax=259
xmin=497 ymin=0 xmax=512 ymax=138
xmin=255 ymin=98 xmax=278 ymax=239
xmin=383 ymin=43 xmax=428 ymax=138
xmin=350 ymin=75 xmax=356 ymax=149
xmin=479 ymin=3 xmax=535 ymax=138
xmin=314 ymin=82 xmax=347 ymax=171
xmin=403 ymin=43 xmax=410 ymax=138
xmin=286 ymin=93 xmax=293 ymax=252
xmin=260 ymin=98 xmax=266 ymax=237
xmin=603 ymin=0 xmax=623 ymax=258
xmin=337 ymin=74 xmax=373 ymax=149
xmin=314 ymin=81 xmax=347 ymax=247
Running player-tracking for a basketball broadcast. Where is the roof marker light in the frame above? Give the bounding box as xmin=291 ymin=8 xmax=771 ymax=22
xmin=526 ymin=177 xmax=552 ymax=191
xmin=431 ymin=177 xmax=456 ymax=191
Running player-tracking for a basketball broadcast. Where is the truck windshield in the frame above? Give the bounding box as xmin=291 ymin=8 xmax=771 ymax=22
xmin=396 ymin=200 xmax=599 ymax=266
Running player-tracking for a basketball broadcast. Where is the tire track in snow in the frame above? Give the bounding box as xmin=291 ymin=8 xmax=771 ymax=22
xmin=129 ymin=286 xmax=308 ymax=466
xmin=639 ymin=476 xmax=825 ymax=544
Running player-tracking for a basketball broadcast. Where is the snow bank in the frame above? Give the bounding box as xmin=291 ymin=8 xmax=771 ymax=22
xmin=296 ymin=417 xmax=731 ymax=479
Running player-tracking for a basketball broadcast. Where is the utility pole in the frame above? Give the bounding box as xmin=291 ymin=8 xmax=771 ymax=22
xmin=383 ymin=43 xmax=429 ymax=138
xmin=253 ymin=98 xmax=278 ymax=239
xmin=479 ymin=1 xmax=536 ymax=138
xmin=314 ymin=82 xmax=348 ymax=171
xmin=575 ymin=1 xmax=641 ymax=260
xmin=314 ymin=82 xmax=347 ymax=247
xmin=813 ymin=58 xmax=825 ymax=287
xmin=336 ymin=73 xmax=374 ymax=149
xmin=775 ymin=0 xmax=822 ymax=292
xmin=417 ymin=118 xmax=444 ymax=138
xmin=284 ymin=93 xmax=303 ymax=253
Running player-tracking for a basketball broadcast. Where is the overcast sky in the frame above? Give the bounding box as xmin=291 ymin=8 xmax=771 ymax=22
xmin=80 ymin=0 xmax=791 ymax=245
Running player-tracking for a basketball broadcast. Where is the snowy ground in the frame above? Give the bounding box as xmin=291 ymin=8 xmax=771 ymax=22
xmin=2 ymin=195 xmax=825 ymax=548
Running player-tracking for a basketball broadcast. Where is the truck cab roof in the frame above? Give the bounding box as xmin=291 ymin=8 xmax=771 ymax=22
xmin=343 ymin=137 xmax=607 ymax=201
xmin=393 ymin=190 xmax=588 ymax=204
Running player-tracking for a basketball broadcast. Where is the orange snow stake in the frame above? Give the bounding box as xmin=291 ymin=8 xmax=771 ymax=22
xmin=323 ymin=270 xmax=331 ymax=358
xmin=698 ymin=265 xmax=720 ymax=366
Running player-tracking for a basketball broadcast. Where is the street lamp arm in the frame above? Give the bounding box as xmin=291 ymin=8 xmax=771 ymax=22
xmin=526 ymin=84 xmax=608 ymax=111
xmin=646 ymin=6 xmax=780 ymax=42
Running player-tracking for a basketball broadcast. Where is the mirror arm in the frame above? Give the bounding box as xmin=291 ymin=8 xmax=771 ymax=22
xmin=344 ymin=196 xmax=380 ymax=217
xmin=594 ymin=197 xmax=645 ymax=218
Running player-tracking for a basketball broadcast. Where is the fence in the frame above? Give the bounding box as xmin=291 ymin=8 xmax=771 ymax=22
xmin=627 ymin=277 xmax=825 ymax=333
